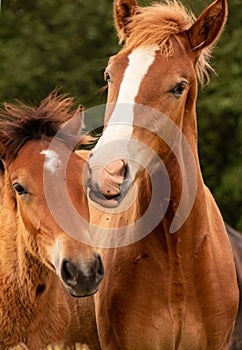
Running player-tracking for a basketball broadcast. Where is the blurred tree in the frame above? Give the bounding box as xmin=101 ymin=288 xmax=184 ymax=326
xmin=0 ymin=0 xmax=241 ymax=230
xmin=0 ymin=0 xmax=117 ymax=121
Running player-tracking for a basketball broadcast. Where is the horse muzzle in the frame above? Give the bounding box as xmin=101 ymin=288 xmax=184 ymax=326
xmin=60 ymin=253 xmax=104 ymax=297
xmin=88 ymin=156 xmax=133 ymax=208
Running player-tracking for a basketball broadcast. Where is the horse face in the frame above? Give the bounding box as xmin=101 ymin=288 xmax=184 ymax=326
xmin=88 ymin=0 xmax=227 ymax=207
xmin=9 ymin=140 xmax=104 ymax=297
xmin=88 ymin=41 xmax=196 ymax=206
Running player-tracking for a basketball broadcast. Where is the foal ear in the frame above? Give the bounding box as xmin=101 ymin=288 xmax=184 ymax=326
xmin=63 ymin=105 xmax=85 ymax=135
xmin=114 ymin=0 xmax=141 ymax=41
xmin=59 ymin=105 xmax=85 ymax=150
xmin=187 ymin=0 xmax=227 ymax=53
xmin=72 ymin=104 xmax=85 ymax=132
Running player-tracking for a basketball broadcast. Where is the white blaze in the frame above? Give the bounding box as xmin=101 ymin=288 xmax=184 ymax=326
xmin=41 ymin=149 xmax=62 ymax=174
xmin=95 ymin=45 xmax=158 ymax=148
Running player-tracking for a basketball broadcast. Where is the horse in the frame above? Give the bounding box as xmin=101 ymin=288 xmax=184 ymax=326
xmin=87 ymin=0 xmax=239 ymax=348
xmin=226 ymin=224 xmax=242 ymax=350
xmin=0 ymin=92 xmax=103 ymax=350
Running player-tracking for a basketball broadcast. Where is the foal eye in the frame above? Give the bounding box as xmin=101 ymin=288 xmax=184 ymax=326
xmin=12 ymin=183 xmax=28 ymax=195
xmin=170 ymin=81 xmax=188 ymax=96
xmin=104 ymin=69 xmax=111 ymax=84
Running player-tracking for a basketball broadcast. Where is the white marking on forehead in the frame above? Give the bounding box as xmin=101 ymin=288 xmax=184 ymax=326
xmin=96 ymin=45 xmax=158 ymax=148
xmin=40 ymin=149 xmax=62 ymax=174
xmin=116 ymin=45 xmax=158 ymax=104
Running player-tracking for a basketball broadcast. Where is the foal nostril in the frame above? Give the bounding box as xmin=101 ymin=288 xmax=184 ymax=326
xmin=61 ymin=259 xmax=78 ymax=287
xmin=91 ymin=254 xmax=104 ymax=282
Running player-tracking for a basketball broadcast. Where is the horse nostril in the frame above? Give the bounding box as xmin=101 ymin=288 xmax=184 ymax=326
xmin=98 ymin=158 xmax=127 ymax=198
xmin=92 ymin=254 xmax=104 ymax=282
xmin=61 ymin=259 xmax=78 ymax=287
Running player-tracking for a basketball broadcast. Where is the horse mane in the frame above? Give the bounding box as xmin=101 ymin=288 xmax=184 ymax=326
xmin=120 ymin=0 xmax=212 ymax=85
xmin=0 ymin=90 xmax=82 ymax=164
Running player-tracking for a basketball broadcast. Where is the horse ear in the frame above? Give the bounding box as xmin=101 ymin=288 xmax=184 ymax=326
xmin=65 ymin=105 xmax=85 ymax=135
xmin=58 ymin=105 xmax=85 ymax=150
xmin=70 ymin=105 xmax=85 ymax=134
xmin=114 ymin=0 xmax=141 ymax=41
xmin=187 ymin=0 xmax=227 ymax=53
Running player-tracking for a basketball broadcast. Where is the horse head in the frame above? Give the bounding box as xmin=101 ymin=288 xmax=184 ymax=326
xmin=0 ymin=92 xmax=104 ymax=297
xmin=88 ymin=0 xmax=227 ymax=233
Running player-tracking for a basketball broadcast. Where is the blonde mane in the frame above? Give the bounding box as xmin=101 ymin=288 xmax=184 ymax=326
xmin=119 ymin=0 xmax=212 ymax=85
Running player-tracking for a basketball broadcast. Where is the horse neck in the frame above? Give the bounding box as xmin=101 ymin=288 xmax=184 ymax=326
xmin=135 ymin=113 xmax=209 ymax=237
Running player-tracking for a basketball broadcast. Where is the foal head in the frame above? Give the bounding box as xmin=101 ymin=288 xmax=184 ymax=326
xmin=88 ymin=0 xmax=227 ymax=207
xmin=0 ymin=92 xmax=104 ymax=297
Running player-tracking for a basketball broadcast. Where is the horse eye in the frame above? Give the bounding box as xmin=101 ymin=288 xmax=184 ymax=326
xmin=12 ymin=183 xmax=28 ymax=195
xmin=104 ymin=69 xmax=111 ymax=84
xmin=170 ymin=81 xmax=188 ymax=96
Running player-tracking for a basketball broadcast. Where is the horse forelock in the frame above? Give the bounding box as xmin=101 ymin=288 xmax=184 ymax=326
xmin=0 ymin=91 xmax=75 ymax=164
xmin=120 ymin=0 xmax=212 ymax=86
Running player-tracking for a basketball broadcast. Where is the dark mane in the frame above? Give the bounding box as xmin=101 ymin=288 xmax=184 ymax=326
xmin=0 ymin=90 xmax=75 ymax=164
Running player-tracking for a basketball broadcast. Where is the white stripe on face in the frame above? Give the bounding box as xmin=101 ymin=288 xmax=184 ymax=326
xmin=95 ymin=45 xmax=158 ymax=148
xmin=41 ymin=149 xmax=62 ymax=174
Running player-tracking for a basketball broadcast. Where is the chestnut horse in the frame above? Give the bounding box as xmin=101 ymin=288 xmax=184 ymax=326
xmin=227 ymin=224 xmax=242 ymax=350
xmin=0 ymin=92 xmax=103 ymax=349
xmin=87 ymin=0 xmax=239 ymax=349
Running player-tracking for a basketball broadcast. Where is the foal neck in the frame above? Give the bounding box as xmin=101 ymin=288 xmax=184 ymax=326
xmin=0 ymin=175 xmax=69 ymax=347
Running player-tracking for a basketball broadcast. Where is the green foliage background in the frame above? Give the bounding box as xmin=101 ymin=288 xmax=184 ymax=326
xmin=0 ymin=0 xmax=241 ymax=230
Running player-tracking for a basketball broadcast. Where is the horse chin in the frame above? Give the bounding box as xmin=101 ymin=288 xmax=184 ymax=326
xmin=88 ymin=178 xmax=133 ymax=208
xmin=64 ymin=284 xmax=99 ymax=298
xmin=89 ymin=189 xmax=120 ymax=208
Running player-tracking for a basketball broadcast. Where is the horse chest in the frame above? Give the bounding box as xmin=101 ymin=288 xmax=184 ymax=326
xmin=96 ymin=238 xmax=233 ymax=350
xmin=96 ymin=287 xmax=208 ymax=350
